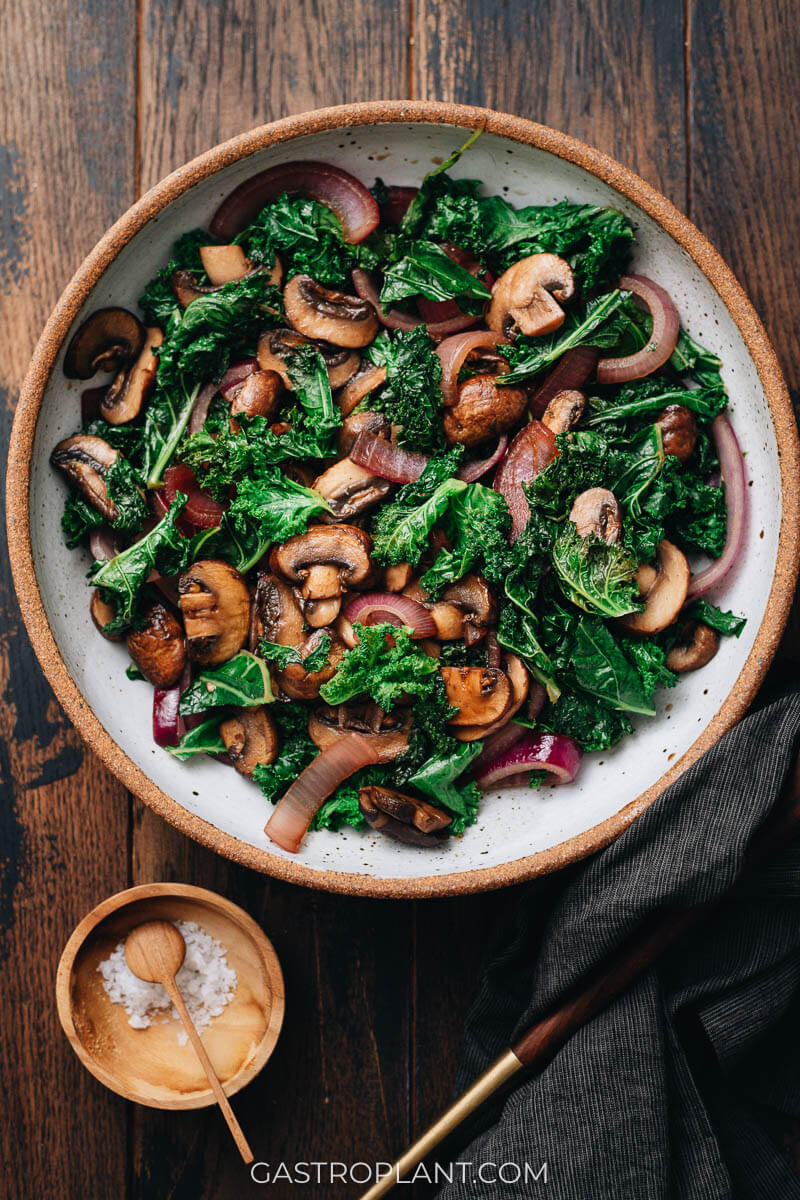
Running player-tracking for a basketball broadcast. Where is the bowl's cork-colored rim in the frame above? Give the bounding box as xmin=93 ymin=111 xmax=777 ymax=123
xmin=7 ymin=101 xmax=800 ymax=899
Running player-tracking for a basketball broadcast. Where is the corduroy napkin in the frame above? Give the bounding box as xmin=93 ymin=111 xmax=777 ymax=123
xmin=436 ymin=687 xmax=800 ymax=1199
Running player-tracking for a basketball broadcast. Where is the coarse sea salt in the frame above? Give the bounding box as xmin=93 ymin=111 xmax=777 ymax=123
xmin=97 ymin=919 xmax=237 ymax=1044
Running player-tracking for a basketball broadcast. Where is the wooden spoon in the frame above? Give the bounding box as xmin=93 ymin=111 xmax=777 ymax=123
xmin=124 ymin=919 xmax=254 ymax=1164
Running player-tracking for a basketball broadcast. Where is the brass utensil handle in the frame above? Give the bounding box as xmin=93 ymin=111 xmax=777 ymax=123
xmin=359 ymin=1050 xmax=523 ymax=1200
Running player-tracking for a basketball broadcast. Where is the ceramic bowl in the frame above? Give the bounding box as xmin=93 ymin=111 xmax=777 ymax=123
xmin=8 ymin=102 xmax=800 ymax=898
xmin=55 ymin=883 xmax=285 ymax=1108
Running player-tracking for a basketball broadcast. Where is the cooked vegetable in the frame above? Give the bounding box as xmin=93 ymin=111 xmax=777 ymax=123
xmin=179 ymin=650 xmax=274 ymax=714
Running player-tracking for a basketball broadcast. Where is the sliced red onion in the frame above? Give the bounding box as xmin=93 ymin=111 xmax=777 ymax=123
xmin=527 ymin=681 xmax=547 ymax=722
xmin=596 ymin=275 xmax=680 ymax=385
xmin=352 ymin=270 xmax=481 ymax=337
xmin=219 ymin=357 xmax=259 ymax=397
xmin=474 ymin=732 xmax=582 ymax=790
xmin=153 ymin=684 xmax=184 ymax=748
xmin=164 ymin=463 xmax=226 ymax=530
xmin=472 ymin=722 xmax=527 ymax=775
xmin=81 ymin=385 xmax=107 ymax=423
xmin=379 ymin=185 xmax=418 ymax=225
xmin=686 ymin=414 xmax=746 ymax=600
xmin=89 ymin=527 xmax=120 ymax=562
xmin=211 ymin=161 xmax=379 ymax=243
xmin=436 ymin=331 xmax=508 ymax=406
xmin=187 ymin=382 xmax=218 ymax=434
xmin=350 ymin=431 xmax=428 ymax=483
xmin=494 ymin=420 xmax=559 ymax=541
xmin=457 ymin=436 xmax=508 ymax=482
xmin=528 ymin=346 xmax=599 ymax=417
xmin=343 ymin=592 xmax=436 ymax=638
xmin=266 ymin=734 xmax=381 ymax=853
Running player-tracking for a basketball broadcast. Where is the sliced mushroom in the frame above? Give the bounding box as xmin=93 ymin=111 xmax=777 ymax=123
xmin=338 ymin=363 xmax=387 ymax=417
xmin=228 ymin=369 xmax=283 ymax=425
xmin=657 ymin=404 xmax=698 ymax=463
xmin=251 ymin=571 xmax=305 ymax=649
xmin=666 ymin=621 xmax=720 ymax=672
xmin=338 ymin=409 xmax=390 ymax=456
xmin=199 ymin=244 xmax=253 ymax=285
xmin=455 ymin=653 xmax=529 ymax=742
xmin=440 ymin=666 xmax=513 ymax=727
xmin=90 ymin=591 xmax=122 ymax=641
xmin=303 ymin=596 xmax=344 ymax=628
xmin=101 ymin=326 xmax=163 ymax=425
xmin=257 ymin=327 xmax=360 ymax=388
xmin=271 ymin=524 xmax=372 ymax=626
xmin=406 ymin=574 xmax=495 ymax=644
xmin=64 ymin=308 xmax=145 ymax=380
xmin=384 ymin=562 xmax=413 ymax=592
xmin=283 ymin=275 xmax=379 ymax=348
xmin=487 ymin=254 xmax=575 ymax=339
xmin=359 ymin=786 xmax=451 ymax=847
xmin=569 ymin=488 xmax=623 ymax=545
xmin=541 ymin=388 xmax=587 ymax=434
xmin=178 ymin=560 xmax=250 ymax=665
xmin=171 ymin=269 xmax=213 ymax=308
xmin=309 ymin=703 xmax=411 ymax=762
xmin=220 ymin=707 xmax=278 ymax=775
xmin=443 ymin=374 xmax=528 ymax=447
xmin=280 ymin=630 xmax=347 ymax=701
xmin=126 ymin=602 xmax=187 ymax=687
xmin=619 ymin=540 xmax=690 ymax=635
xmin=50 ymin=435 xmax=120 ymax=522
xmin=312 ymin=458 xmax=391 ymax=521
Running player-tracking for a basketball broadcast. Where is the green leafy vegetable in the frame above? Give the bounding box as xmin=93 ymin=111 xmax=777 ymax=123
xmin=587 ymin=379 xmax=727 ymax=427
xmin=61 ymin=492 xmax=103 ymax=548
xmin=684 ymin=601 xmax=746 ymax=638
xmin=498 ymin=289 xmax=631 ymax=385
xmin=421 ymin=483 xmax=511 ymax=593
xmin=167 ymin=717 xmax=228 ymax=761
xmin=409 ymin=741 xmax=483 ymax=835
xmin=139 ymin=229 xmax=215 ymax=327
xmin=552 ymin=524 xmax=641 ymax=618
xmin=258 ymin=636 xmax=332 ymax=673
xmin=221 ymin=464 xmax=331 ymax=573
xmin=571 ymin=618 xmax=656 ymax=716
xmin=178 ymin=651 xmax=274 ymax=715
xmin=104 ymin=457 xmax=149 ymax=535
xmin=365 ymin=327 xmax=446 ymax=452
xmin=538 ymin=686 xmax=634 ymax=752
xmin=619 ymin=639 xmax=678 ymax=695
xmin=253 ymin=704 xmax=317 ymax=802
xmin=379 ymin=241 xmax=490 ymax=307
xmin=319 ymin=624 xmax=439 ymax=710
xmin=90 ymin=497 xmax=190 ymax=634
xmin=399 ymin=128 xmax=484 ymax=237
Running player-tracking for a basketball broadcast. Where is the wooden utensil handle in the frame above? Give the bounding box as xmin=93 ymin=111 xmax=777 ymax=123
xmin=164 ymin=977 xmax=254 ymax=1165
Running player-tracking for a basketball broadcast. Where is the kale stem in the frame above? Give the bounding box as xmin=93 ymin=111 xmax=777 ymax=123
xmin=147 ymin=379 xmax=201 ymax=488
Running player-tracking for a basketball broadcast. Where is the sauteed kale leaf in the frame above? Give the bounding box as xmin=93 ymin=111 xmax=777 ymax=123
xmin=365 ymin=327 xmax=446 ymax=452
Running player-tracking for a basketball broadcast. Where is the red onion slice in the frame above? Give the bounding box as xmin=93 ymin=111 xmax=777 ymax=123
xmin=527 ymin=681 xmax=547 ymax=722
xmin=379 ymin=185 xmax=418 ymax=225
xmin=352 ymin=270 xmax=481 ymax=337
xmin=474 ymin=732 xmax=582 ymax=790
xmin=81 ymin=385 xmax=107 ymax=423
xmin=211 ymin=161 xmax=379 ymax=243
xmin=218 ymin=357 xmax=259 ymax=397
xmin=153 ymin=684 xmax=184 ymax=748
xmin=187 ymin=382 xmax=219 ymax=434
xmin=596 ymin=274 xmax=680 ymax=385
xmin=89 ymin=527 xmax=120 ymax=562
xmin=164 ymin=463 xmax=226 ymax=529
xmin=686 ymin=414 xmax=746 ymax=600
xmin=494 ymin=420 xmax=559 ymax=541
xmin=472 ymin=722 xmax=528 ymax=775
xmin=457 ymin=436 xmax=508 ymax=483
xmin=350 ymin=431 xmax=429 ymax=483
xmin=344 ymin=592 xmax=437 ymax=638
xmin=528 ymin=346 xmax=599 ymax=417
xmin=265 ymin=734 xmax=381 ymax=853
xmin=436 ymin=331 xmax=508 ymax=406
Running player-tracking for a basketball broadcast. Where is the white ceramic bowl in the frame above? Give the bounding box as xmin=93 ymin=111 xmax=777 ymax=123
xmin=8 ymin=103 xmax=799 ymax=897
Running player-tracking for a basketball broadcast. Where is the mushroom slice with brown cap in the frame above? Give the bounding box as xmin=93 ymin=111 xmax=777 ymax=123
xmin=270 ymin=525 xmax=372 ymax=624
xmin=101 ymin=326 xmax=163 ymax=425
xmin=406 ymin=574 xmax=496 ymax=644
xmin=569 ymin=488 xmax=623 ymax=545
xmin=50 ymin=435 xmax=120 ymax=522
xmin=487 ymin=254 xmax=575 ymax=339
xmin=252 ymin=571 xmax=305 ymax=650
xmin=656 ymin=405 xmax=698 ymax=463
xmin=441 ymin=666 xmax=513 ymax=727
xmin=63 ymin=307 xmax=145 ymax=380
xmin=455 ymin=653 xmax=529 ymax=742
xmin=178 ymin=560 xmax=250 ymax=666
xmin=228 ymin=370 xmax=283 ymax=426
xmin=199 ymin=244 xmax=253 ymax=285
xmin=619 ymin=540 xmax=690 ymax=636
xmin=257 ymin=326 xmax=360 ymax=388
xmin=666 ymin=621 xmax=719 ymax=672
xmin=384 ymin=562 xmax=413 ymax=593
xmin=309 ymin=703 xmax=411 ymax=763
xmin=338 ymin=409 xmax=390 ymax=456
xmin=279 ymin=630 xmax=347 ymax=701
xmin=126 ymin=602 xmax=187 ymax=688
xmin=90 ymin=592 xmax=122 ymax=641
xmin=283 ymin=274 xmax=379 ymax=348
xmin=338 ymin=363 xmax=387 ymax=417
xmin=443 ymin=374 xmax=528 ymax=447
xmin=312 ymin=458 xmax=391 ymax=521
xmin=359 ymin=786 xmax=451 ymax=847
xmin=220 ymin=707 xmax=278 ymax=776
xmin=542 ymin=389 xmax=587 ymax=434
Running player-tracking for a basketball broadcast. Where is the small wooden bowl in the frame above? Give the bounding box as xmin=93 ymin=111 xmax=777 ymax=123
xmin=55 ymin=883 xmax=285 ymax=1109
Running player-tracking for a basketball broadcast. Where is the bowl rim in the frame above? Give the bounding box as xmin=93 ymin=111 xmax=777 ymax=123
xmin=8 ymin=100 xmax=800 ymax=899
xmin=54 ymin=882 xmax=286 ymax=1108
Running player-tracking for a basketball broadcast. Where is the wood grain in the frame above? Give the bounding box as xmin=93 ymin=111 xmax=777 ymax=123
xmin=0 ymin=2 xmax=136 ymax=1197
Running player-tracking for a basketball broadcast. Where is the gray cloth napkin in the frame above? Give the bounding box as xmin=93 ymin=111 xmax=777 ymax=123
xmin=436 ymin=689 xmax=800 ymax=1199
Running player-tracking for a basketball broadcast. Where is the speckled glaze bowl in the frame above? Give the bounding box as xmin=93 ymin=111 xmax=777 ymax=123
xmin=7 ymin=102 xmax=800 ymax=898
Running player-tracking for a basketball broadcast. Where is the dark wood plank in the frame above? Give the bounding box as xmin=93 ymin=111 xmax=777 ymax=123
xmin=0 ymin=2 xmax=137 ymax=1198
xmin=132 ymin=3 xmax=413 ymax=1196
xmin=411 ymin=0 xmax=688 ymax=1142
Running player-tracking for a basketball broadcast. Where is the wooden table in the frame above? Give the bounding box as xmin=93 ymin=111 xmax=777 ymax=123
xmin=1 ymin=2 xmax=798 ymax=1196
